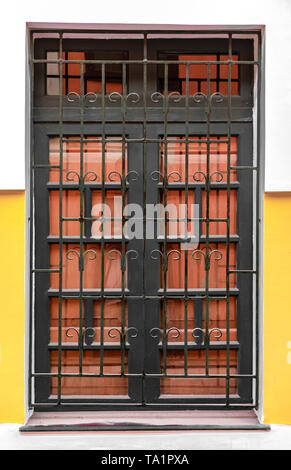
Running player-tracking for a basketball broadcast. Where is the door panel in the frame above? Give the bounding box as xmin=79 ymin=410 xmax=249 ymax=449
xmin=34 ymin=120 xmax=252 ymax=405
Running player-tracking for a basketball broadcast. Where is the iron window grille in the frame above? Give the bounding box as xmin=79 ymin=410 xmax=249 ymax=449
xmin=28 ymin=26 xmax=262 ymax=411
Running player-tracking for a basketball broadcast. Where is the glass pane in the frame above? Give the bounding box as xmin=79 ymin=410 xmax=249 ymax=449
xmin=160 ymin=350 xmax=237 ymax=396
xmin=49 ymin=136 xmax=126 ymax=183
xmin=50 ymin=350 xmax=128 ymax=397
xmin=49 ymin=243 xmax=127 ymax=290
xmin=158 ymin=53 xmax=239 ymax=96
xmin=160 ymin=136 xmax=238 ymax=183
xmin=46 ymin=50 xmax=127 ymax=96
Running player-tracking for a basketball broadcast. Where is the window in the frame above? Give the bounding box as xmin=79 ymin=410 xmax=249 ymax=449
xmin=158 ymin=53 xmax=239 ymax=95
xmin=29 ymin=27 xmax=260 ymax=410
xmin=46 ymin=51 xmax=128 ymax=95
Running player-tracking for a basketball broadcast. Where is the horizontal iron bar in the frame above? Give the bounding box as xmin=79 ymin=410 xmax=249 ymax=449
xmin=47 ymin=182 xmax=124 ymax=190
xmin=47 ymin=236 xmax=127 ymax=243
xmin=60 ymin=295 xmax=229 ymax=301
xmin=29 ymin=403 xmax=258 ymax=412
xmin=31 ymin=395 xmax=255 ymax=411
xmin=47 ymin=288 xmax=239 ymax=297
xmin=228 ymin=270 xmax=256 ymax=274
xmin=33 ymin=59 xmax=259 ymax=65
xmin=47 ymin=341 xmax=240 ymax=351
xmin=46 ymin=182 xmax=240 ymax=190
xmin=157 ymin=182 xmax=240 ymax=189
xmin=32 ymin=269 xmax=60 ymax=273
xmin=200 ymin=235 xmax=239 ymax=242
xmin=60 ymin=216 xmax=229 ymax=222
xmin=34 ymin=164 xmax=60 ymax=169
xmin=31 ymin=372 xmax=255 ymax=378
xmin=61 ymin=138 xmax=230 ymax=144
xmin=230 ymin=166 xmax=257 ymax=170
xmin=46 ymin=235 xmax=239 ymax=244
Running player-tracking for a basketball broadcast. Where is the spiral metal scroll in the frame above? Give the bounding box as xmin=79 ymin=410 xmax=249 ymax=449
xmin=65 ymin=327 xmax=96 ymax=347
xmin=65 ymin=248 xmax=97 ymax=272
xmin=193 ymin=91 xmax=224 ymax=105
xmin=149 ymin=327 xmax=181 ymax=343
xmin=107 ymin=327 xmax=139 ymax=345
xmin=107 ymin=170 xmax=139 ymax=185
xmin=150 ymin=249 xmax=181 ymax=273
xmin=65 ymin=170 xmax=99 ymax=188
xmin=191 ymin=249 xmax=223 ymax=272
xmin=66 ymin=92 xmax=99 ymax=105
xmin=66 ymin=91 xmax=141 ymax=105
xmin=193 ymin=170 xmax=224 ymax=188
xmin=107 ymin=249 xmax=139 ymax=272
xmin=150 ymin=170 xmax=182 ymax=184
xmin=192 ymin=327 xmax=223 ymax=347
xmin=108 ymin=92 xmax=140 ymax=104
xmin=150 ymin=91 xmax=183 ymax=104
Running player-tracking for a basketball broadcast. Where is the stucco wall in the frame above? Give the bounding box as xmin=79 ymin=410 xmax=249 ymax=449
xmin=1 ymin=0 xmax=291 ymax=190
xmin=263 ymin=193 xmax=291 ymax=424
xmin=0 ymin=192 xmax=25 ymax=423
xmin=2 ymin=193 xmax=291 ymax=424
xmin=0 ymin=0 xmax=291 ymax=424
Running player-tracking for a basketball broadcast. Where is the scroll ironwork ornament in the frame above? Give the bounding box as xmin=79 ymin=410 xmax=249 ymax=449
xmin=66 ymin=91 xmax=98 ymax=105
xmin=107 ymin=327 xmax=139 ymax=346
xmin=149 ymin=327 xmax=181 ymax=343
xmin=67 ymin=91 xmax=141 ymax=105
xmin=193 ymin=170 xmax=224 ymax=189
xmin=191 ymin=249 xmax=223 ymax=271
xmin=192 ymin=327 xmax=223 ymax=347
xmin=150 ymin=91 xmax=183 ymax=104
xmin=108 ymin=170 xmax=139 ymax=186
xmin=65 ymin=327 xmax=96 ymax=347
xmin=108 ymin=92 xmax=140 ymax=104
xmin=150 ymin=170 xmax=182 ymax=184
xmin=65 ymin=248 xmax=97 ymax=272
xmin=192 ymin=91 xmax=224 ymax=105
xmin=168 ymin=91 xmax=183 ymax=103
xmin=107 ymin=249 xmax=138 ymax=272
xmin=150 ymin=249 xmax=181 ymax=273
xmin=66 ymin=170 xmax=99 ymax=189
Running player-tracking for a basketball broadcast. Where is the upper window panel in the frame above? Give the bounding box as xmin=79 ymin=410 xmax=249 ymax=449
xmin=158 ymin=53 xmax=239 ymax=96
xmin=46 ymin=51 xmax=128 ymax=96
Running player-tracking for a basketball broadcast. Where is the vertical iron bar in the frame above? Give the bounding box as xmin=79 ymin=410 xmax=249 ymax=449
xmin=100 ymin=63 xmax=106 ymax=376
xmin=78 ymin=63 xmax=85 ymax=374
xmin=57 ymin=32 xmax=64 ymax=404
xmin=184 ymin=63 xmax=189 ymax=376
xmin=205 ymin=64 xmax=211 ymax=376
xmin=216 ymin=53 xmax=220 ymax=93
xmin=142 ymin=35 xmax=148 ymax=397
xmin=226 ymin=34 xmax=233 ymax=407
xmin=163 ymin=63 xmax=168 ymax=375
xmin=84 ymin=188 xmax=92 ymax=239
xmin=121 ymin=63 xmax=126 ymax=375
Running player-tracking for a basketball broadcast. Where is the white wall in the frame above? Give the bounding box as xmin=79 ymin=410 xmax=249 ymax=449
xmin=0 ymin=0 xmax=290 ymax=191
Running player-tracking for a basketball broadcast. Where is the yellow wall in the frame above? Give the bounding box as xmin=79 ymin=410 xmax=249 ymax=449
xmin=264 ymin=192 xmax=291 ymax=424
xmin=0 ymin=191 xmax=25 ymax=423
xmin=0 ymin=190 xmax=291 ymax=424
